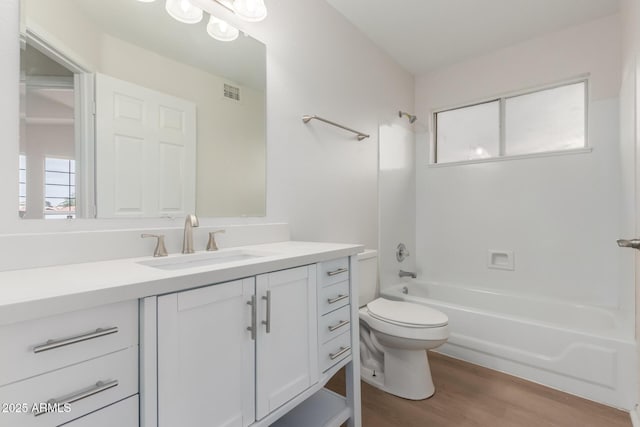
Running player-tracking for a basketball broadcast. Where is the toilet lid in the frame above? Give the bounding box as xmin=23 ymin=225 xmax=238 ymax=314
xmin=367 ymin=298 xmax=448 ymax=327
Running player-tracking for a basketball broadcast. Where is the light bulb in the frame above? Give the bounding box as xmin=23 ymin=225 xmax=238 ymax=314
xmin=165 ymin=0 xmax=203 ymax=24
xmin=233 ymin=0 xmax=267 ymax=22
xmin=207 ymin=15 xmax=239 ymax=42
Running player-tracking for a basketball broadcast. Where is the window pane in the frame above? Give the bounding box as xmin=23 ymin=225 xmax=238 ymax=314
xmin=436 ymin=101 xmax=500 ymax=163
xmin=45 ymin=171 xmax=72 ymax=186
xmin=45 ymin=158 xmax=74 ymax=173
xmin=45 ymin=185 xmax=73 ymax=198
xmin=19 ymin=155 xmax=26 ymax=169
xmin=505 ymin=82 xmax=585 ymax=156
xmin=19 ymin=170 xmax=26 ymax=183
xmin=19 ymin=183 xmax=26 ymax=197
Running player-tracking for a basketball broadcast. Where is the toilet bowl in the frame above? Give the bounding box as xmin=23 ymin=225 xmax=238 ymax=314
xmin=357 ymin=250 xmax=449 ymax=400
xmin=359 ymin=298 xmax=449 ymax=400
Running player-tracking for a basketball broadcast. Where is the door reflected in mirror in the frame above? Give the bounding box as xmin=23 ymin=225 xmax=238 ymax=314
xmin=19 ymin=0 xmax=266 ymax=219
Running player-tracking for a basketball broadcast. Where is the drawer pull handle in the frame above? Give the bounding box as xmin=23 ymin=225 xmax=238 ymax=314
xmin=327 ymin=267 xmax=348 ymax=277
xmin=328 ymin=320 xmax=350 ymax=332
xmin=262 ymin=290 xmax=272 ymax=333
xmin=33 ymin=327 xmax=119 ymax=354
xmin=327 ymin=294 xmax=349 ymax=304
xmin=247 ymin=296 xmax=257 ymax=341
xmin=34 ymin=379 xmax=119 ymax=417
xmin=329 ymin=346 xmax=351 ymax=360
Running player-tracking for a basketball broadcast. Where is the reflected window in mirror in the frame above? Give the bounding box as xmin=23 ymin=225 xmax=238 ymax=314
xmin=19 ymin=42 xmax=79 ymax=220
xmin=44 ymin=157 xmax=76 ymax=219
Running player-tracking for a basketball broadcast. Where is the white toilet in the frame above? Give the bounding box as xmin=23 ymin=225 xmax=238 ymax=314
xmin=357 ymin=250 xmax=449 ymax=400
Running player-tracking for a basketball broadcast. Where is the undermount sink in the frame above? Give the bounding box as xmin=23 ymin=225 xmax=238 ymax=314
xmin=138 ymin=250 xmax=270 ymax=270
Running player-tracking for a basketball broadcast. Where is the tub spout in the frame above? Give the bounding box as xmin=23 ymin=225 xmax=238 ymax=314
xmin=399 ymin=270 xmax=416 ymax=279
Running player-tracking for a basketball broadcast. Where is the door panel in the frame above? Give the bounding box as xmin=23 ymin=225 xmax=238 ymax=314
xmin=95 ymin=73 xmax=195 ymax=218
xmin=256 ymin=265 xmax=318 ymax=419
xmin=158 ymin=279 xmax=255 ymax=427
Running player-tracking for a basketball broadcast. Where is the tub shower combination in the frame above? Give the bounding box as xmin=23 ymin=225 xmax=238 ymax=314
xmin=381 ymin=280 xmax=636 ymax=409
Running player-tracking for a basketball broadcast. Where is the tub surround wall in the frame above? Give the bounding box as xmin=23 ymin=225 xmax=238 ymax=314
xmin=378 ymin=124 xmax=417 ymax=290
xmin=413 ymin=14 xmax=630 ymax=310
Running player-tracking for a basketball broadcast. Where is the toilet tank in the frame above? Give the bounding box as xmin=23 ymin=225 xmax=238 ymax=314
xmin=357 ymin=250 xmax=378 ymax=307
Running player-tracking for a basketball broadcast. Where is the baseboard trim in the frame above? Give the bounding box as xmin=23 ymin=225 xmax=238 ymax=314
xmin=630 ymin=405 xmax=640 ymax=427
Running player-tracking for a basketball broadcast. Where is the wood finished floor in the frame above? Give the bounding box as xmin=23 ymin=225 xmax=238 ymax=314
xmin=326 ymin=352 xmax=631 ymax=427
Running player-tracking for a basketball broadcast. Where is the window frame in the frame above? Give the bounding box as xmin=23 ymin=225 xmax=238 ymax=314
xmin=431 ymin=77 xmax=590 ymax=166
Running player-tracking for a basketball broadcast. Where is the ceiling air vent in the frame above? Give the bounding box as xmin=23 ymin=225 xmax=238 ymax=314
xmin=224 ymin=83 xmax=240 ymax=101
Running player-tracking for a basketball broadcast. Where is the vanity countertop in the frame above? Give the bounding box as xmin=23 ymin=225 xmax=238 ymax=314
xmin=0 ymin=241 xmax=363 ymax=326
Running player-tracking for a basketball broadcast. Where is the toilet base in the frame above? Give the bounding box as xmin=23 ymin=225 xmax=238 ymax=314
xmin=361 ymin=348 xmax=435 ymax=400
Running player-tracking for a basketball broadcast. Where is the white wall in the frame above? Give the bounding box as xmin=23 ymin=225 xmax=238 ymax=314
xmin=0 ymin=0 xmax=413 ymax=267
xmin=413 ymin=15 xmax=630 ymax=310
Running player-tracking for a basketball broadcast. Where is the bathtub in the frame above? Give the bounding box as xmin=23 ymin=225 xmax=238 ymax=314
xmin=381 ymin=281 xmax=637 ymax=410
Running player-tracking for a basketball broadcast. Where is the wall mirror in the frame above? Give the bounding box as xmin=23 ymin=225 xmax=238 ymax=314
xmin=19 ymin=0 xmax=266 ymax=220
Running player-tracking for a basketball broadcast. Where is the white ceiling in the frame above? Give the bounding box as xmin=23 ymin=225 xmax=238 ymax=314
xmin=325 ymin=0 xmax=621 ymax=76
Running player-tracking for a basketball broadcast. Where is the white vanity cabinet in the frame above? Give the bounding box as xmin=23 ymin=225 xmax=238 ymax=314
xmin=154 ymin=265 xmax=318 ymax=427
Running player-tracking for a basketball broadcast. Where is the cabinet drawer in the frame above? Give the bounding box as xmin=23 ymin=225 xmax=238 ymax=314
xmin=319 ymin=305 xmax=351 ymax=345
xmin=60 ymin=395 xmax=138 ymax=427
xmin=318 ymin=258 xmax=349 ymax=287
xmin=61 ymin=394 xmax=140 ymax=427
xmin=319 ymin=280 xmax=349 ymax=315
xmin=320 ymin=331 xmax=351 ymax=373
xmin=0 ymin=300 xmax=138 ymax=387
xmin=0 ymin=346 xmax=138 ymax=427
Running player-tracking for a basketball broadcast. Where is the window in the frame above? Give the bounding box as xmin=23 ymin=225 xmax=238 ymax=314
xmin=18 ymin=155 xmax=26 ymax=218
xmin=434 ymin=80 xmax=587 ymax=164
xmin=44 ymin=157 xmax=76 ymax=219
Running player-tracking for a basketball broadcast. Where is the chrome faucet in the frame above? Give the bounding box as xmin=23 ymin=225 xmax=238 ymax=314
xmin=399 ymin=270 xmax=417 ymax=279
xmin=182 ymin=213 xmax=200 ymax=254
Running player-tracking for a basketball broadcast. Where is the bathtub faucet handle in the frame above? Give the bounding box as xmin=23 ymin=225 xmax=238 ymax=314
xmin=399 ymin=270 xmax=417 ymax=279
xmin=396 ymin=243 xmax=410 ymax=262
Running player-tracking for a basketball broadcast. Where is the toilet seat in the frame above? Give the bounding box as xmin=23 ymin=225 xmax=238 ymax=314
xmin=366 ymin=298 xmax=448 ymax=328
xmin=359 ymin=299 xmax=449 ymax=341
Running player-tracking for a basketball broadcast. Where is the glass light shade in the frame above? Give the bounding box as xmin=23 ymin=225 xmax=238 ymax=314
xmin=165 ymin=0 xmax=203 ymax=24
xmin=233 ymin=0 xmax=267 ymax=22
xmin=207 ymin=16 xmax=240 ymax=42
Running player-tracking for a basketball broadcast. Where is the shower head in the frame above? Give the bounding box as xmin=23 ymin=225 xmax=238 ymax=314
xmin=398 ymin=110 xmax=417 ymax=124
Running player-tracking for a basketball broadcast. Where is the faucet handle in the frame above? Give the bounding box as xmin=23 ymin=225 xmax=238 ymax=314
xmin=141 ymin=234 xmax=168 ymax=257
xmin=206 ymin=230 xmax=226 ymax=251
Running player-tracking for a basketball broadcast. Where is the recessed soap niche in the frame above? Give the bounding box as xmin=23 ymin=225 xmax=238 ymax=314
xmin=487 ymin=250 xmax=515 ymax=271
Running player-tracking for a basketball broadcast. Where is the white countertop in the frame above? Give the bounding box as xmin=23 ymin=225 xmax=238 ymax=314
xmin=0 ymin=241 xmax=363 ymax=326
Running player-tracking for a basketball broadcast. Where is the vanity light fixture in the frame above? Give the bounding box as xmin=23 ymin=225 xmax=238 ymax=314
xmin=207 ymin=15 xmax=240 ymax=42
xmin=141 ymin=0 xmax=268 ymax=42
xmin=165 ymin=0 xmax=204 ymax=24
xmin=232 ymin=0 xmax=267 ymax=22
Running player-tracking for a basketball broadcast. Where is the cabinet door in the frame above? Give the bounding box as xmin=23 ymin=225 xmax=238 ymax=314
xmin=158 ymin=279 xmax=255 ymax=427
xmin=256 ymin=265 xmax=318 ymax=419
